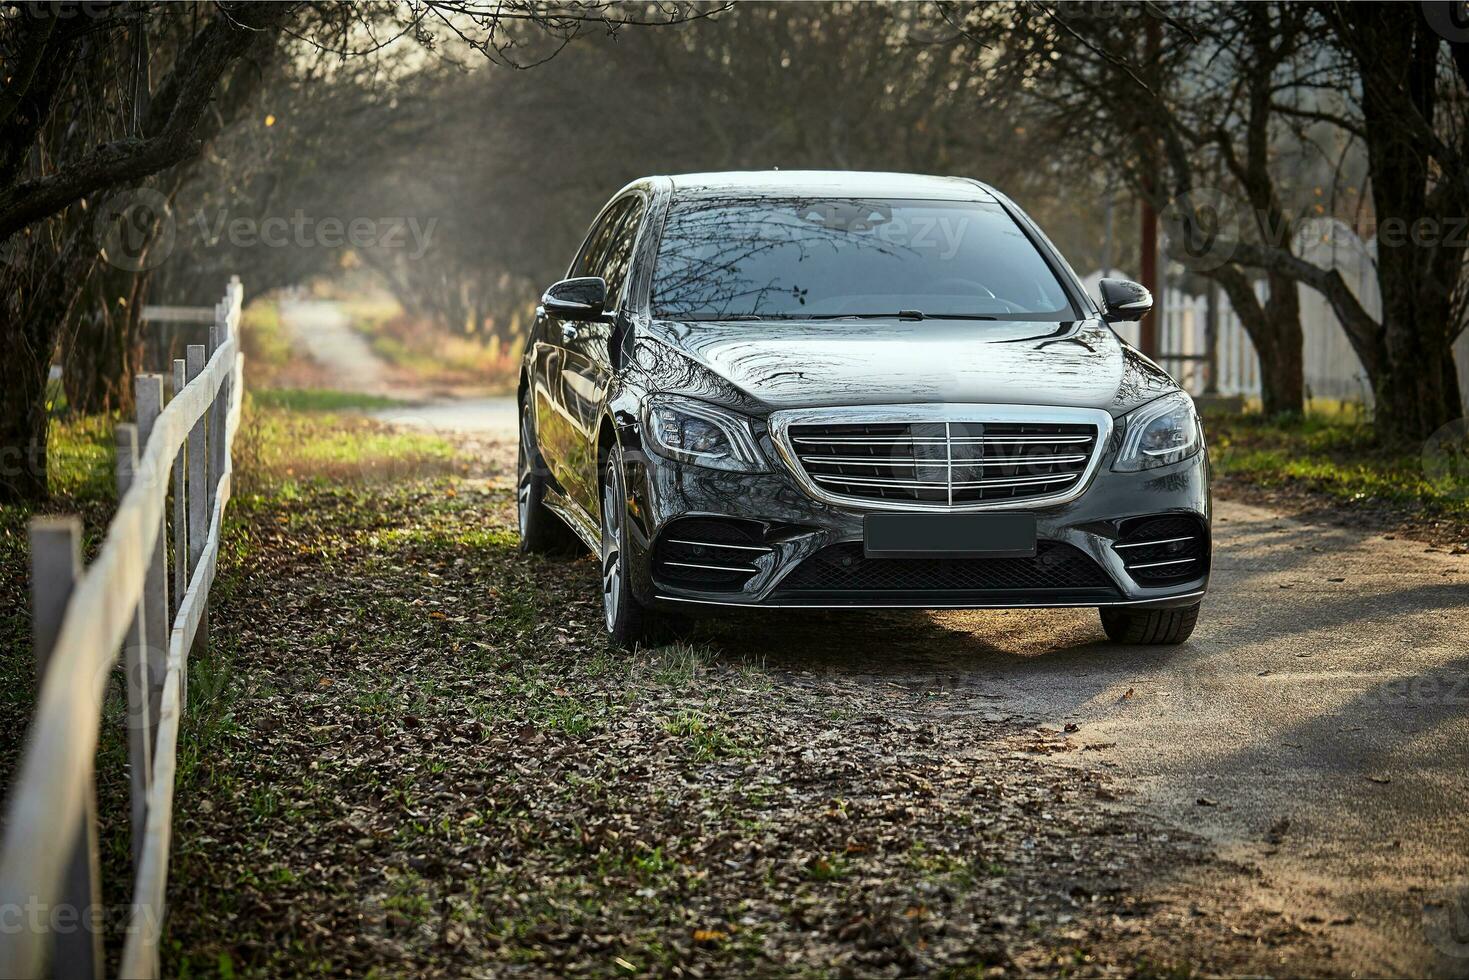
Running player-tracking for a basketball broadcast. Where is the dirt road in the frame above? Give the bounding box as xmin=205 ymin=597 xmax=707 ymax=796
xmin=709 ymin=496 xmax=1469 ymax=975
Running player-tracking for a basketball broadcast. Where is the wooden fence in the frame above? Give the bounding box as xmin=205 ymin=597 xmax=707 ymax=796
xmin=0 ymin=278 xmax=245 ymax=979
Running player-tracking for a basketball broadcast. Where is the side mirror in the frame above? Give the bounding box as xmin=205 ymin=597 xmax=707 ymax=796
xmin=1098 ymin=278 xmax=1153 ymax=323
xmin=541 ymin=276 xmax=607 ymax=320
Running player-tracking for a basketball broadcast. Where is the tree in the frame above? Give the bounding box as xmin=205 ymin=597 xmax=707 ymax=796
xmin=1010 ymin=1 xmax=1468 ymax=440
xmin=980 ymin=2 xmax=1316 ymax=417
xmin=0 ymin=0 xmax=722 ymax=503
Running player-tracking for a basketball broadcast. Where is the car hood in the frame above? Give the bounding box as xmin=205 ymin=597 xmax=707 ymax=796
xmin=635 ymin=316 xmax=1178 ymax=417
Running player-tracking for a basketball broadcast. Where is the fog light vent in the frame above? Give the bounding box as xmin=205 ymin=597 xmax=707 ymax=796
xmin=1113 ymin=515 xmax=1208 ymax=586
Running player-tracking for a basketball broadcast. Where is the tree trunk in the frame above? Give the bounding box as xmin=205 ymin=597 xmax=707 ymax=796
xmin=0 ymin=221 xmax=97 ymax=504
xmin=1345 ymin=6 xmax=1465 ymax=442
xmin=63 ymin=268 xmax=149 ymax=416
xmin=0 ymin=349 xmax=51 ymax=503
xmin=1208 ymin=264 xmax=1305 ymax=417
xmin=1257 ymin=270 xmax=1305 ymax=417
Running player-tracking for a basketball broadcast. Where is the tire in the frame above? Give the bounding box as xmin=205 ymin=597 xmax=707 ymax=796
xmin=517 ymin=404 xmax=578 ymax=555
xmin=1099 ymin=602 xmax=1200 ymax=645
xmin=599 ymin=443 xmax=654 ymax=648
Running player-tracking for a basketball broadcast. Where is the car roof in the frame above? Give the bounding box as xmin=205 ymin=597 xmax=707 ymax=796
xmin=662 ymin=170 xmax=997 ymax=202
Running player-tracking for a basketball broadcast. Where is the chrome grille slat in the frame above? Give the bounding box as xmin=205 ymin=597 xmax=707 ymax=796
xmin=665 ymin=538 xmax=772 ymax=553
xmin=783 ymin=412 xmax=1101 ymax=508
xmin=1113 ymin=535 xmax=1195 ymax=551
xmin=663 ymin=559 xmax=759 ymax=573
xmin=801 ymin=453 xmax=1089 ymax=468
xmin=814 ymin=473 xmax=1079 ymax=490
xmin=1127 ymin=557 xmax=1198 ymax=570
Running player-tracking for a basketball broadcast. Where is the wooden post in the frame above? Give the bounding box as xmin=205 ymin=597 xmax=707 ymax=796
xmin=135 ymin=375 xmax=168 ymax=753
xmin=186 ymin=344 xmax=208 ymax=677
xmin=170 ymin=360 xmax=188 ymax=615
xmin=1204 ymin=279 xmax=1220 ymax=395
xmin=115 ymin=424 xmax=152 ymax=870
xmin=29 ymin=518 xmax=103 ymax=980
xmin=208 ymin=302 xmax=227 ymax=510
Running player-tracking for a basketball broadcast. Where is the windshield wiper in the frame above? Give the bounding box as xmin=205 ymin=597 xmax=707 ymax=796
xmin=803 ymin=311 xmax=1000 ymax=321
xmin=676 ymin=311 xmax=1002 ymax=322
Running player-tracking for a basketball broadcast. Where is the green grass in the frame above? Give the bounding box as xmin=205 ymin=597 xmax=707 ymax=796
xmin=232 ymin=396 xmax=459 ymax=494
xmin=249 ymin=388 xmax=405 ymax=413
xmin=239 ymin=301 xmax=292 ymax=379
xmin=1205 ymin=408 xmax=1469 ymax=525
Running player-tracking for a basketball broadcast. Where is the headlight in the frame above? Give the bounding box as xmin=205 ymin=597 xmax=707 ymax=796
xmin=1113 ymin=391 xmax=1202 ymax=471
xmin=641 ymin=394 xmax=767 ymax=472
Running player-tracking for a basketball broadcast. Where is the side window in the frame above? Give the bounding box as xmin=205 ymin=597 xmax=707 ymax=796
xmin=570 ymin=200 xmax=629 ymax=281
xmin=596 ymin=198 xmax=646 ymax=311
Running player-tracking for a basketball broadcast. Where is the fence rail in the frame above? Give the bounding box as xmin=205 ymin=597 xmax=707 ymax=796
xmin=0 ymin=278 xmax=245 ymax=979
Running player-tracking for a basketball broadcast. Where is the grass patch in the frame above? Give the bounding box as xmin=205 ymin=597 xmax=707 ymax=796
xmin=239 ymin=301 xmax=292 ymax=382
xmin=1205 ymin=408 xmax=1469 ymax=526
xmin=232 ymin=396 xmax=460 ymax=493
xmin=250 ymin=388 xmax=405 ymax=413
xmin=662 ymin=709 xmax=744 ymax=761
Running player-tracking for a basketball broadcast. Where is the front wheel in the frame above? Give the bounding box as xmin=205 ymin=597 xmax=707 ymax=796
xmin=600 ymin=444 xmax=653 ymax=648
xmin=1099 ymin=602 xmax=1200 ymax=645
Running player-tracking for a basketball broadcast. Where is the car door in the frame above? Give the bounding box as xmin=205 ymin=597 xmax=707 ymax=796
xmin=560 ymin=195 xmax=646 ymax=515
xmin=539 ymin=201 xmax=625 ymax=494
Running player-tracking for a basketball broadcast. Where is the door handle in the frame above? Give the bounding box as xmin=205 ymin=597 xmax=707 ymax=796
xmin=560 ymin=323 xmax=579 ymax=342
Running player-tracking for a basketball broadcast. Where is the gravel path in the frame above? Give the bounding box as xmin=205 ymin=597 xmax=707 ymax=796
xmin=279 ymin=299 xmax=388 ymax=392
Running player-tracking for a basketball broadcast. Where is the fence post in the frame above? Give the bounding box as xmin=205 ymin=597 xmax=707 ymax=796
xmin=186 ymin=344 xmax=209 ymax=677
xmin=115 ymin=424 xmax=153 ymax=872
xmin=171 ymin=360 xmax=187 ymax=614
xmin=135 ymin=375 xmax=169 ymax=754
xmin=29 ymin=518 xmax=103 ymax=980
xmin=209 ymin=301 xmax=227 ymax=508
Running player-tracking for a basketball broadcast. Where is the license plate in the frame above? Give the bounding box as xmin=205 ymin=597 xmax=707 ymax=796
xmin=863 ymin=513 xmax=1037 ymax=558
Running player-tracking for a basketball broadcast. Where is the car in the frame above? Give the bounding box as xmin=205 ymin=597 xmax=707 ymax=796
xmin=518 ymin=171 xmax=1210 ymax=647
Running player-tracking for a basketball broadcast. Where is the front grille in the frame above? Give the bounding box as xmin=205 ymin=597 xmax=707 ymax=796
xmin=772 ymin=540 xmax=1118 ymax=601
xmin=785 ymin=420 xmax=1099 ymax=507
xmin=653 ymin=517 xmax=770 ymax=592
xmin=1113 ymin=515 xmax=1209 ymax=586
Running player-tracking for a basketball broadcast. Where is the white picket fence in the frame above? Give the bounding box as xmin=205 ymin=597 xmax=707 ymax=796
xmin=0 ymin=279 xmax=244 ymax=979
xmin=1083 ymin=222 xmax=1469 ymax=413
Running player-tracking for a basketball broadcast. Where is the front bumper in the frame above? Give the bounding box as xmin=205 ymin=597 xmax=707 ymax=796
xmin=617 ymin=428 xmax=1210 ymax=612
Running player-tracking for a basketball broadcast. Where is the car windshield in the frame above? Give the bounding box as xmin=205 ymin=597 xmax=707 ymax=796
xmin=651 ymin=196 xmax=1076 ymax=321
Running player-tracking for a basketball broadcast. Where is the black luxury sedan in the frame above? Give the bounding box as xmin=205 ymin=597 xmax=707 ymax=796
xmin=518 ymin=171 xmax=1210 ymax=647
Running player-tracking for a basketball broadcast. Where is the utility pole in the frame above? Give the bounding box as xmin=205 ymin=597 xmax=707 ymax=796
xmin=1137 ymin=13 xmax=1161 ymax=360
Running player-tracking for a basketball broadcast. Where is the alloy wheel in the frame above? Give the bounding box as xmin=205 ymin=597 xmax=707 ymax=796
xmin=600 ymin=458 xmax=623 ymax=633
xmin=517 ymin=414 xmax=533 ymax=539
